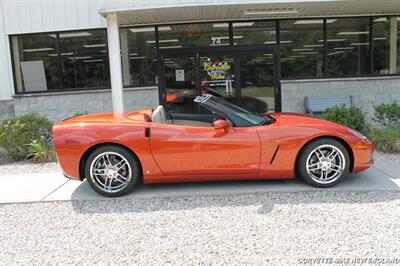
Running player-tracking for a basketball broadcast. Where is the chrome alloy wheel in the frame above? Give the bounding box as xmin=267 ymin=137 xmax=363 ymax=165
xmin=306 ymin=144 xmax=345 ymax=185
xmin=89 ymin=152 xmax=132 ymax=193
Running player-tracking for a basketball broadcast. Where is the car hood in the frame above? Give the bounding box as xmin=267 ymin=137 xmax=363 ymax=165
xmin=267 ymin=112 xmax=341 ymax=127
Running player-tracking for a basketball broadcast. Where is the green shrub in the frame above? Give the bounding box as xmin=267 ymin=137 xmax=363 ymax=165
xmin=26 ymin=136 xmax=56 ymax=163
xmin=373 ymin=102 xmax=400 ymax=129
xmin=322 ymin=105 xmax=367 ymax=133
xmin=367 ymin=127 xmax=400 ymax=153
xmin=0 ymin=113 xmax=53 ymax=161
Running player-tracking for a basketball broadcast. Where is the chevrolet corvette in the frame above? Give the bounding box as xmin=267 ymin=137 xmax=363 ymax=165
xmin=53 ymin=94 xmax=373 ymax=197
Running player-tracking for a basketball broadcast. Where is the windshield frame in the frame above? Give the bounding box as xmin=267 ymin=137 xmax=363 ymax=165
xmin=195 ymin=95 xmax=275 ymax=127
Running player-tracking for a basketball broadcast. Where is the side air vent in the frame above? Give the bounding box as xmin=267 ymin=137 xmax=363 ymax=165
xmin=270 ymin=145 xmax=280 ymax=165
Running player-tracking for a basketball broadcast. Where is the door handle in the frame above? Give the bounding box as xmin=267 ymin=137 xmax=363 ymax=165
xmin=145 ymin=128 xmax=151 ymax=138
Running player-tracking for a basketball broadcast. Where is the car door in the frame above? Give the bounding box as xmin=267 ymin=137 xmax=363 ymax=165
xmin=149 ymin=123 xmax=261 ymax=177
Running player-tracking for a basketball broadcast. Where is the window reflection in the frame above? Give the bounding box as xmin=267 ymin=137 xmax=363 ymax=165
xmin=327 ymin=17 xmax=370 ymax=76
xmin=373 ymin=17 xmax=390 ymax=74
xmin=120 ymin=27 xmax=157 ymax=87
xmin=11 ymin=34 xmax=61 ymax=92
xmin=10 ymin=16 xmax=400 ymax=96
xmin=233 ymin=21 xmax=276 ymax=45
xmin=163 ymin=55 xmax=197 ymax=113
xmin=158 ymin=23 xmax=230 ymax=48
xmin=200 ymin=55 xmax=235 ymax=96
xmin=164 ymin=55 xmax=196 ymax=96
xmin=280 ymin=19 xmax=324 ymax=78
xmin=60 ymin=30 xmax=110 ymax=89
xmin=241 ymin=53 xmax=275 ymax=112
xmin=12 ymin=30 xmax=110 ymax=93
xmin=398 ymin=18 xmax=400 ymax=74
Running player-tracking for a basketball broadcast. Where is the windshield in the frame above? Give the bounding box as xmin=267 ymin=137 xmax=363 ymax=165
xmin=200 ymin=96 xmax=274 ymax=126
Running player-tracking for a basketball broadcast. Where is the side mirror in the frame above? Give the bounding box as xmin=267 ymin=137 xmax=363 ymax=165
xmin=213 ymin=119 xmax=230 ymax=131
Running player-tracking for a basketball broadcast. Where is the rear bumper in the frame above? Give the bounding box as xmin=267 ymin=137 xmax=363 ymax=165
xmin=62 ymin=173 xmax=76 ymax=180
xmin=55 ymin=148 xmax=82 ymax=181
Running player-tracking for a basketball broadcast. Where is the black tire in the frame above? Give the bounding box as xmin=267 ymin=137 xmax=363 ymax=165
xmin=85 ymin=145 xmax=141 ymax=197
xmin=297 ymin=138 xmax=350 ymax=188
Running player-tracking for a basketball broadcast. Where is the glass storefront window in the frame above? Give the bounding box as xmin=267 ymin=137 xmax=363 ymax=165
xmin=10 ymin=16 xmax=400 ymax=96
xmin=280 ymin=19 xmax=324 ymax=78
xmin=158 ymin=23 xmax=230 ymax=48
xmin=11 ymin=34 xmax=61 ymax=92
xmin=240 ymin=52 xmax=275 ymax=112
xmin=397 ymin=17 xmax=400 ymax=74
xmin=163 ymin=54 xmax=197 ymax=113
xmin=11 ymin=30 xmax=110 ymax=93
xmin=233 ymin=21 xmax=276 ymax=45
xmin=60 ymin=30 xmax=110 ymax=89
xmin=120 ymin=27 xmax=157 ymax=87
xmin=200 ymin=54 xmax=235 ymax=97
xmin=327 ymin=17 xmax=370 ymax=76
xmin=373 ymin=17 xmax=390 ymax=74
xmin=164 ymin=55 xmax=196 ymax=96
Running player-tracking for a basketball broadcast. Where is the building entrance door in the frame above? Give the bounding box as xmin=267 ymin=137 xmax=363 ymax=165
xmin=160 ymin=53 xmax=197 ymax=113
xmin=238 ymin=51 xmax=276 ymax=112
xmin=159 ymin=46 xmax=278 ymax=114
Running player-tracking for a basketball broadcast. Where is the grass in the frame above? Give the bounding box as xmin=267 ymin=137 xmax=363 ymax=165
xmin=241 ymin=86 xmax=275 ymax=97
xmin=214 ymin=86 xmax=275 ymax=98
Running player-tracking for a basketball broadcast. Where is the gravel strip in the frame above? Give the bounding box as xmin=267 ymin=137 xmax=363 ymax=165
xmin=0 ymin=191 xmax=399 ymax=265
xmin=0 ymin=161 xmax=59 ymax=176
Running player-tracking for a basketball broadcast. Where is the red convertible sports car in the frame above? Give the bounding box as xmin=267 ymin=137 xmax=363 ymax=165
xmin=53 ymin=94 xmax=373 ymax=197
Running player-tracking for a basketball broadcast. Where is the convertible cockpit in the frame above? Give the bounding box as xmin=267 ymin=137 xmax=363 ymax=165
xmin=127 ymin=94 xmax=274 ymax=128
xmin=152 ymin=105 xmax=213 ymax=127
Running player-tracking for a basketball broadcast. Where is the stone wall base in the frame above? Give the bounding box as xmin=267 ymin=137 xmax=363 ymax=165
xmin=12 ymin=87 xmax=159 ymax=121
xmin=3 ymin=77 xmax=400 ymax=123
xmin=281 ymin=76 xmax=400 ymax=121
xmin=0 ymin=99 xmax=15 ymax=122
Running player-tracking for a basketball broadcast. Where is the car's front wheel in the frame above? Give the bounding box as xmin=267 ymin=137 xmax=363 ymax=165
xmin=297 ymin=138 xmax=350 ymax=188
xmin=85 ymin=145 xmax=140 ymax=197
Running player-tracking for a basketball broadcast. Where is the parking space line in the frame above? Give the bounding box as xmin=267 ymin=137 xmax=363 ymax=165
xmin=390 ymin=178 xmax=400 ymax=187
xmin=40 ymin=180 xmax=70 ymax=201
xmin=372 ymin=166 xmax=397 ymax=179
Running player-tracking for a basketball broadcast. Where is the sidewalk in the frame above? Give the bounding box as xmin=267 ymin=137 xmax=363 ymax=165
xmin=0 ymin=162 xmax=399 ymax=204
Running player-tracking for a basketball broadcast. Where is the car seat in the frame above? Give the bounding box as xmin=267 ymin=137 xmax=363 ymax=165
xmin=152 ymin=105 xmax=167 ymax=123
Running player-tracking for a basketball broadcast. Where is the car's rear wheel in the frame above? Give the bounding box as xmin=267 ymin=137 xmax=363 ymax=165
xmin=297 ymin=138 xmax=350 ymax=188
xmin=85 ymin=145 xmax=140 ymax=197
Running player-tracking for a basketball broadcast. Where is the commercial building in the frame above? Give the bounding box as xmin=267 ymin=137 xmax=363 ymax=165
xmin=0 ymin=0 xmax=400 ymax=121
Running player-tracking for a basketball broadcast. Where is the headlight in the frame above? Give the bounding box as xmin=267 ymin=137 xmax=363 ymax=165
xmin=348 ymin=128 xmax=369 ymax=141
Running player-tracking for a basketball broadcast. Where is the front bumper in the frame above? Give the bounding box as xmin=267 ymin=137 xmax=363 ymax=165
xmin=352 ymin=140 xmax=374 ymax=173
